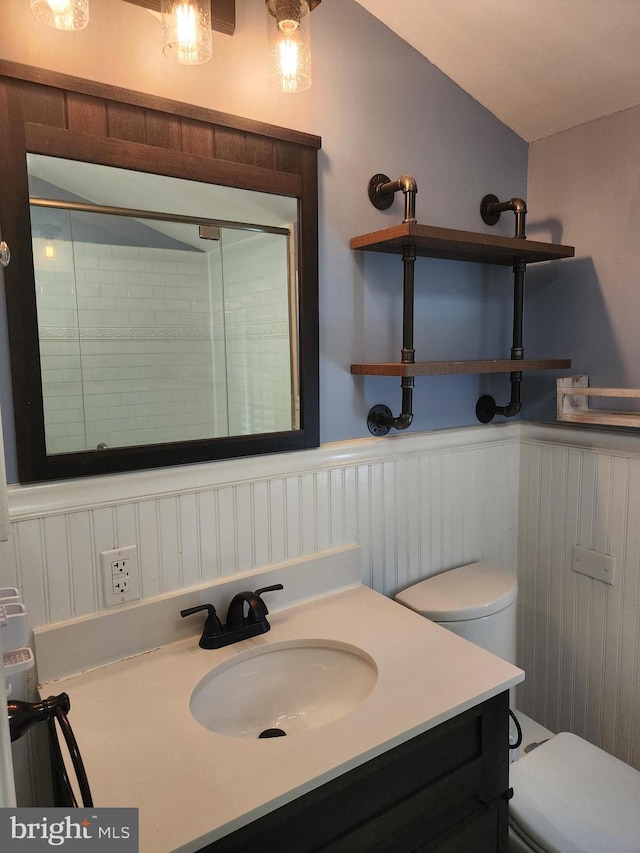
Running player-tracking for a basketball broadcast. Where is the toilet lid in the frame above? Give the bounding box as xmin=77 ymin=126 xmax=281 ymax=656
xmin=510 ymin=732 xmax=640 ymax=853
xmin=394 ymin=562 xmax=517 ymax=621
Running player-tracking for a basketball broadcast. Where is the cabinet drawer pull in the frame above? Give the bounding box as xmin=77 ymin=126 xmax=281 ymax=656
xmin=479 ymin=787 xmax=513 ymax=809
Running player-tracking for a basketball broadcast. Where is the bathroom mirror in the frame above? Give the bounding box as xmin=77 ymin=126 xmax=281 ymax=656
xmin=29 ymin=154 xmax=299 ymax=455
xmin=0 ymin=62 xmax=320 ymax=482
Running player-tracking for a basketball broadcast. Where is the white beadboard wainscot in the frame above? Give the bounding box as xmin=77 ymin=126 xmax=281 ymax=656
xmin=3 ymin=423 xmax=519 ymax=630
xmin=518 ymin=423 xmax=640 ymax=771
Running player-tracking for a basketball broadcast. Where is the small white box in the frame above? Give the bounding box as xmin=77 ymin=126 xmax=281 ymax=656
xmin=572 ymin=545 xmax=617 ymax=586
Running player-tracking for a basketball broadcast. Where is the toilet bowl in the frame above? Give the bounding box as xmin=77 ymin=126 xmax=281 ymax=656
xmin=395 ymin=563 xmax=640 ymax=853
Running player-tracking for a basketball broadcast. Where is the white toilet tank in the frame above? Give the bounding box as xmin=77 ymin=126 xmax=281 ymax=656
xmin=395 ymin=562 xmax=518 ymax=665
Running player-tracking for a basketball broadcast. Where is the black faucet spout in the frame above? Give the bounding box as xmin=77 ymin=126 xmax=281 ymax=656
xmin=225 ymin=591 xmax=268 ymax=630
xmin=180 ymin=584 xmax=283 ymax=649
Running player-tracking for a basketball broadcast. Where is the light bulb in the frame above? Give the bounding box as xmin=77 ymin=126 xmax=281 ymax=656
xmin=44 ymin=240 xmax=56 ymax=260
xmin=267 ymin=1 xmax=312 ymax=93
xmin=162 ymin=0 xmax=212 ymax=65
xmin=176 ymin=4 xmax=197 ymax=54
xmin=30 ymin=0 xmax=89 ymax=31
xmin=278 ymin=38 xmax=300 ymax=89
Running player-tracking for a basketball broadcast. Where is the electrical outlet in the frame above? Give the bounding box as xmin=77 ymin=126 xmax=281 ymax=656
xmin=101 ymin=545 xmax=140 ymax=607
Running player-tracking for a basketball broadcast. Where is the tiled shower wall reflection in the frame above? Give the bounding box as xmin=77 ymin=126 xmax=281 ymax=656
xmin=35 ymin=238 xmax=225 ymax=451
xmin=34 ymin=232 xmax=294 ymax=453
xmin=223 ymin=232 xmax=294 ymax=434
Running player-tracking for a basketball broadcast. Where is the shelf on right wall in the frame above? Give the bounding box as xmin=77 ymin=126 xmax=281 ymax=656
xmin=558 ymin=376 xmax=640 ymax=428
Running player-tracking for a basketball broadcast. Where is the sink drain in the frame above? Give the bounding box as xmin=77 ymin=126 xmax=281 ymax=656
xmin=258 ymin=728 xmax=287 ymax=738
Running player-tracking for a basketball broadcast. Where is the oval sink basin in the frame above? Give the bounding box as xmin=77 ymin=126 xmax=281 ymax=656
xmin=189 ymin=640 xmax=378 ymax=739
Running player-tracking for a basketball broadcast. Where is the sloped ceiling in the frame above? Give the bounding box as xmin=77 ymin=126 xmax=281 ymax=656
xmin=354 ymin=0 xmax=640 ymax=142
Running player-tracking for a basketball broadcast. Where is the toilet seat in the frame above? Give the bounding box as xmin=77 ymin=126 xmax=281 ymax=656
xmin=395 ymin=562 xmax=517 ymax=620
xmin=509 ymin=732 xmax=640 ymax=853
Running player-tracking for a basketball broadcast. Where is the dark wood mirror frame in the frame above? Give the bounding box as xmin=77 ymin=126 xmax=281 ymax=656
xmin=0 ymin=61 xmax=320 ymax=483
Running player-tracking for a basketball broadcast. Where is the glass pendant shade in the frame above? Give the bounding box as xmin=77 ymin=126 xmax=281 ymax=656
xmin=30 ymin=0 xmax=89 ymax=31
xmin=266 ymin=0 xmax=312 ymax=93
xmin=161 ymin=0 xmax=212 ymax=65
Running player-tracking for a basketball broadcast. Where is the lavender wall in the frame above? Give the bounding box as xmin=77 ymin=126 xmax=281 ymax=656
xmin=0 ymin=0 xmax=528 ymax=481
xmin=525 ymin=104 xmax=640 ymax=420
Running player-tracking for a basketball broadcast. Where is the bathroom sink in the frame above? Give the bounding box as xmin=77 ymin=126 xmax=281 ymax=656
xmin=189 ymin=640 xmax=378 ymax=739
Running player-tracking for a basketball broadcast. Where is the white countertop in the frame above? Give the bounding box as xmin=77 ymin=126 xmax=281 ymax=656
xmin=42 ymin=583 xmax=523 ymax=853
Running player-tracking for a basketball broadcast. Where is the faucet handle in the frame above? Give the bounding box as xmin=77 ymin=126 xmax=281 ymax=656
xmin=180 ymin=604 xmax=223 ymax=639
xmin=250 ymin=584 xmax=284 ymax=620
xmin=254 ymin=584 xmax=284 ymax=597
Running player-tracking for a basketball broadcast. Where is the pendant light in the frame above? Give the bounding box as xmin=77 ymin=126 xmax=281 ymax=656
xmin=30 ymin=0 xmax=89 ymax=31
xmin=43 ymin=238 xmax=57 ymax=260
xmin=266 ymin=0 xmax=313 ymax=93
xmin=161 ymin=0 xmax=212 ymax=65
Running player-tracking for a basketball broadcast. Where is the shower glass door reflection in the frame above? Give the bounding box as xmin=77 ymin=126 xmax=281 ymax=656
xmin=30 ymin=202 xmax=295 ymax=455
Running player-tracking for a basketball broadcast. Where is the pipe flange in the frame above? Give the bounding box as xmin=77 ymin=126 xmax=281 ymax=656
xmin=476 ymin=394 xmax=497 ymax=424
xmin=367 ymin=404 xmax=393 ymax=436
xmin=368 ymin=174 xmax=394 ymax=211
xmin=480 ymin=194 xmax=501 ymax=227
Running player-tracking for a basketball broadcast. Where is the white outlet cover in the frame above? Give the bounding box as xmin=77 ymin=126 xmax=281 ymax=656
xmin=572 ymin=544 xmax=617 ymax=586
xmin=101 ymin=545 xmax=140 ymax=607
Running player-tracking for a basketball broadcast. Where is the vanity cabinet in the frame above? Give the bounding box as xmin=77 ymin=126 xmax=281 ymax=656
xmin=204 ymin=692 xmax=510 ymax=853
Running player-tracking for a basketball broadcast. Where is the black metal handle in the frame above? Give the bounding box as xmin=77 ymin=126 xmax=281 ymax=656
xmin=180 ymin=603 xmax=223 ymax=637
xmin=478 ymin=787 xmax=513 ymax=809
xmin=7 ymin=693 xmax=93 ymax=807
xmin=254 ymin=584 xmax=284 ymax=597
xmin=180 ymin=603 xmax=214 ymax=618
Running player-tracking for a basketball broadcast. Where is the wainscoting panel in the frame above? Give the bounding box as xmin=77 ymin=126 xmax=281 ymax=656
xmin=5 ymin=425 xmax=520 ymax=633
xmin=519 ymin=425 xmax=640 ymax=770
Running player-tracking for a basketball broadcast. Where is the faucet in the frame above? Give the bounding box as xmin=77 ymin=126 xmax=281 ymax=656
xmin=180 ymin=584 xmax=283 ymax=649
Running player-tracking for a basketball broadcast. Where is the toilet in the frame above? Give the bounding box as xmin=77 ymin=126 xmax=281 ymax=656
xmin=395 ymin=562 xmax=640 ymax=853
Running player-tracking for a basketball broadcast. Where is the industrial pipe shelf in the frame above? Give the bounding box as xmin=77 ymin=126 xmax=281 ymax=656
xmin=352 ymin=358 xmax=572 ymax=377
xmin=353 ymin=177 xmax=575 ymax=435
xmin=350 ymin=223 xmax=575 ymax=265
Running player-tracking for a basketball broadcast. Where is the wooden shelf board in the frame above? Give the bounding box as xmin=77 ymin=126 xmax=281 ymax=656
xmin=350 ymin=223 xmax=575 ymax=266
xmin=557 ymin=376 xmax=640 ymax=429
xmin=559 ymin=411 xmax=640 ymax=428
xmin=351 ymin=359 xmax=572 ymax=377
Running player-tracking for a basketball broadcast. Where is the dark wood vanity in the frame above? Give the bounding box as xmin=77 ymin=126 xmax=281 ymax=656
xmin=205 ymin=692 xmax=510 ymax=853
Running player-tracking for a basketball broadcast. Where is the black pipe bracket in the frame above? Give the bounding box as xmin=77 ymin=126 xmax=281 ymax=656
xmin=368 ymin=174 xmax=395 ymax=211
xmin=367 ymin=404 xmax=394 ymax=436
xmin=367 ymin=173 xmax=418 ymax=223
xmin=480 ymin=194 xmax=527 ymax=239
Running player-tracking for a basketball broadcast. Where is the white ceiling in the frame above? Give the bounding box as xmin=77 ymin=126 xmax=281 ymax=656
xmin=354 ymin=0 xmax=640 ymax=142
